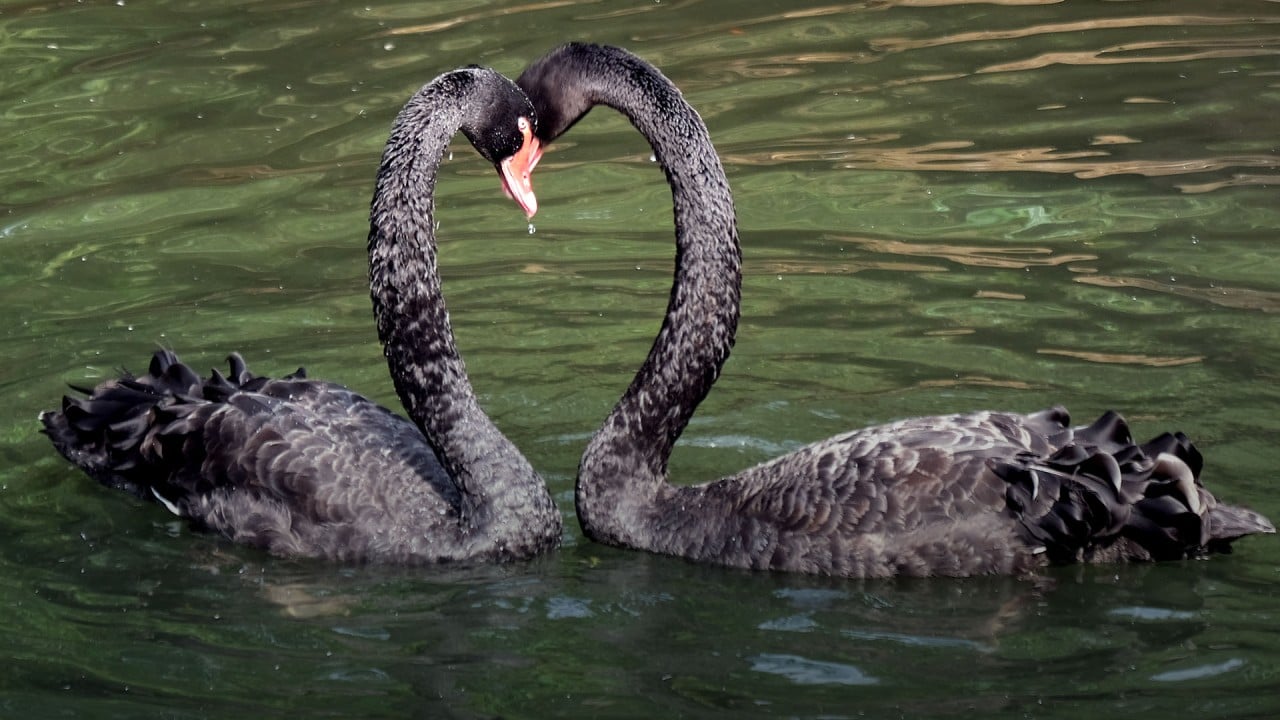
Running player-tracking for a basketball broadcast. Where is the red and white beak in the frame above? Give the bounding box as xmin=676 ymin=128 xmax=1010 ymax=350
xmin=499 ymin=116 xmax=540 ymax=218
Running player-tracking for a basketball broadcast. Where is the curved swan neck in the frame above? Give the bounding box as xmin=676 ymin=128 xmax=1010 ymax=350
xmin=367 ymin=71 xmax=523 ymax=500
xmin=559 ymin=46 xmax=742 ymax=503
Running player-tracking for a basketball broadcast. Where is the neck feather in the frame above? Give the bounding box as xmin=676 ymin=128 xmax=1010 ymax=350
xmin=574 ymin=48 xmax=742 ymax=543
xmin=366 ymin=75 xmax=527 ymax=510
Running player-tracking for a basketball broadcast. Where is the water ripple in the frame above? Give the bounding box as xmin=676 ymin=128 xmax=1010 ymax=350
xmin=749 ymin=653 xmax=879 ymax=686
xmin=840 ymin=628 xmax=991 ymax=652
xmin=1151 ymin=657 xmax=1245 ymax=683
xmin=871 ymin=14 xmax=1279 ymax=55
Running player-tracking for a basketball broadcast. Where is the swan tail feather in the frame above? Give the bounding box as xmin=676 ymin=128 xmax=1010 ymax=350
xmin=39 ymin=350 xmax=280 ymax=503
xmin=993 ymin=411 xmax=1273 ymax=564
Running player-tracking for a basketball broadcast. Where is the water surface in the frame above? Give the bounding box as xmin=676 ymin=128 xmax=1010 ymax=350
xmin=3 ymin=1 xmax=1279 ymax=717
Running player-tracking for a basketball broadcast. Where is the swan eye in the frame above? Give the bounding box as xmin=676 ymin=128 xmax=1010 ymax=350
xmin=516 ymin=116 xmax=536 ymax=177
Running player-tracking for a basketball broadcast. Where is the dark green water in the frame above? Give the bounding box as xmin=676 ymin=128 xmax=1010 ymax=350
xmin=4 ymin=0 xmax=1279 ymax=717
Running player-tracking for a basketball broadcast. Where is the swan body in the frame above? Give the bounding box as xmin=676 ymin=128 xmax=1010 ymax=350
xmin=518 ymin=43 xmax=1273 ymax=577
xmin=42 ymin=67 xmax=561 ymax=564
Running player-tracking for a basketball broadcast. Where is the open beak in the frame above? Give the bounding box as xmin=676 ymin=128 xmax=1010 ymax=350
xmin=499 ymin=121 xmax=541 ymax=219
xmin=528 ymin=141 xmax=543 ymax=171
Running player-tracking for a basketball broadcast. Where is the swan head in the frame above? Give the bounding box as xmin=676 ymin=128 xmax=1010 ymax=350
xmin=458 ymin=68 xmax=541 ymax=218
xmin=515 ymin=43 xmax=602 ymax=147
xmin=515 ymin=43 xmax=659 ymax=181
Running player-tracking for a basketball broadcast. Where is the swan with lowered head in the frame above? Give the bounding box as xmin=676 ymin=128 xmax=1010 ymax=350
xmin=517 ymin=42 xmax=1273 ymax=577
xmin=41 ymin=66 xmax=561 ymax=564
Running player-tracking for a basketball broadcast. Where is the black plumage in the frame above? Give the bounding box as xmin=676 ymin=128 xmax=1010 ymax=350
xmin=41 ymin=67 xmax=561 ymax=564
xmin=518 ymin=43 xmax=1272 ymax=577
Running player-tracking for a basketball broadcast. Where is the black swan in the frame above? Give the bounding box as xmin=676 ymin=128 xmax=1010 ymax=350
xmin=40 ymin=66 xmax=562 ymax=564
xmin=517 ymin=43 xmax=1273 ymax=577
